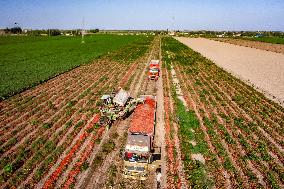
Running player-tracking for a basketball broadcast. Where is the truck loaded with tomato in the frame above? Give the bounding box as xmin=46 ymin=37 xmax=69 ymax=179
xmin=148 ymin=60 xmax=160 ymax=80
xmin=123 ymin=95 xmax=161 ymax=180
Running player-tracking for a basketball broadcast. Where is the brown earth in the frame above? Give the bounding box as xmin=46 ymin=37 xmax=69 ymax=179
xmin=214 ymin=38 xmax=284 ymax=54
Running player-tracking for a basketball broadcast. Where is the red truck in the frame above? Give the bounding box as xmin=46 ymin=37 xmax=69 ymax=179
xmin=148 ymin=60 xmax=160 ymax=81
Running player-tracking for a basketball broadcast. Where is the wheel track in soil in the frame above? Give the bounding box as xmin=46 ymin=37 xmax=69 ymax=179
xmin=163 ymin=65 xmax=178 ymax=188
xmin=79 ymin=36 xmax=163 ymax=189
xmin=1 ymin=61 xmax=127 ymax=189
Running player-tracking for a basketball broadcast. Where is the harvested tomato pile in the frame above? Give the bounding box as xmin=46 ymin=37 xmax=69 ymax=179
xmin=129 ymin=97 xmax=156 ymax=135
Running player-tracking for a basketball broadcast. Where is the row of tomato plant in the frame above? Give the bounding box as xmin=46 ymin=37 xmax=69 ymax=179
xmin=37 ymin=37 xmax=154 ymax=188
xmin=59 ymin=45 xmax=153 ymax=188
xmin=162 ymin=36 xmax=283 ymax=188
xmin=1 ymin=37 xmax=154 ymax=188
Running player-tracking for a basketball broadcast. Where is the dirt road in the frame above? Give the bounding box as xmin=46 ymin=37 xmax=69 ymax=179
xmin=175 ymin=37 xmax=284 ymax=106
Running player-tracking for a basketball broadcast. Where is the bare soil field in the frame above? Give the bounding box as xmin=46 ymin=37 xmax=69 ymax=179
xmin=214 ymin=38 xmax=284 ymax=54
xmin=175 ymin=37 xmax=284 ymax=106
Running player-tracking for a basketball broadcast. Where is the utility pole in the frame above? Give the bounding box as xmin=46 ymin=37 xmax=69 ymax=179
xmin=81 ymin=17 xmax=85 ymax=44
xmin=172 ymin=16 xmax=175 ymax=32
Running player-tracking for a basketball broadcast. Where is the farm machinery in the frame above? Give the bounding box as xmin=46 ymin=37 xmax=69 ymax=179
xmin=123 ymin=95 xmax=161 ymax=180
xmin=98 ymin=88 xmax=143 ymax=127
xmin=148 ymin=60 xmax=160 ymax=80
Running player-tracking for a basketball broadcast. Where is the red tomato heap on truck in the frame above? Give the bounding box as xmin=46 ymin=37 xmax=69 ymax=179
xmin=148 ymin=60 xmax=160 ymax=80
xmin=123 ymin=95 xmax=161 ymax=180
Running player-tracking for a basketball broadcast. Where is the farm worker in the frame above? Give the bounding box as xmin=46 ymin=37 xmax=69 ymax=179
xmin=157 ymin=172 xmax=162 ymax=182
xmin=157 ymin=172 xmax=162 ymax=188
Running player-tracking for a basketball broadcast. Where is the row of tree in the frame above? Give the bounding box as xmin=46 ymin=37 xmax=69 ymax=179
xmin=4 ymin=27 xmax=22 ymax=34
xmin=2 ymin=27 xmax=100 ymax=36
xmin=177 ymin=30 xmax=284 ymax=38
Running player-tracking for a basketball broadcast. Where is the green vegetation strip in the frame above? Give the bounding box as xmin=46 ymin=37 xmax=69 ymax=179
xmin=241 ymin=36 xmax=284 ymax=45
xmin=0 ymin=34 xmax=152 ymax=99
xmin=173 ymin=93 xmax=213 ymax=188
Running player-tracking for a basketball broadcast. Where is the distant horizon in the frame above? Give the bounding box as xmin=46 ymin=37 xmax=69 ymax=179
xmin=1 ymin=0 xmax=284 ymax=31
xmin=2 ymin=28 xmax=284 ymax=32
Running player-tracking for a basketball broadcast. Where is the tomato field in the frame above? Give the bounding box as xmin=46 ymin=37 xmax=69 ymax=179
xmin=0 ymin=34 xmax=283 ymax=189
xmin=162 ymin=37 xmax=284 ymax=188
xmin=0 ymin=34 xmax=153 ymax=188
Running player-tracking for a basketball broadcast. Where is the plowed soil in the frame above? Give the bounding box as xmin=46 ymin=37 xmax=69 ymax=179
xmin=175 ymin=37 xmax=284 ymax=106
xmin=214 ymin=38 xmax=284 ymax=54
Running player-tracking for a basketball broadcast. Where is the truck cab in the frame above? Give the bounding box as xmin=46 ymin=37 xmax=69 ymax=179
xmin=123 ymin=134 xmax=151 ymax=180
xmin=123 ymin=126 xmax=161 ymax=179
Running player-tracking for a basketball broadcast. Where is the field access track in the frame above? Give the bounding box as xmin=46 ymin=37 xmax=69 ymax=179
xmin=175 ymin=37 xmax=284 ymax=106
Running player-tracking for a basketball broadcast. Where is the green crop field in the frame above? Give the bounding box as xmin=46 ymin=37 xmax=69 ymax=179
xmin=0 ymin=34 xmax=150 ymax=99
xmin=244 ymin=36 xmax=284 ymax=44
